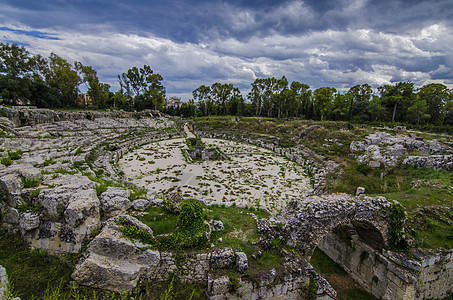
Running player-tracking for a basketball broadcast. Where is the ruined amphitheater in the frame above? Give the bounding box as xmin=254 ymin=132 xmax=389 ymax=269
xmin=0 ymin=107 xmax=452 ymax=299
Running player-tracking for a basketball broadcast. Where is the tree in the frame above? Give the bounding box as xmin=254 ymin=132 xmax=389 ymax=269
xmin=290 ymin=81 xmax=311 ymax=119
xmin=117 ymin=65 xmax=165 ymax=111
xmin=0 ymin=43 xmax=48 ymax=105
xmin=368 ymin=95 xmax=386 ymax=122
xmin=378 ymin=82 xmax=415 ymax=124
xmin=348 ymin=84 xmax=372 ymax=120
xmin=248 ymin=78 xmax=266 ymax=117
xmin=274 ymin=76 xmax=289 ymax=119
xmin=418 ymin=83 xmax=452 ymax=124
xmin=210 ymin=83 xmax=233 ymax=115
xmin=76 ymin=63 xmax=110 ymax=109
xmin=46 ymin=53 xmax=81 ymax=107
xmin=407 ymin=95 xmax=429 ymax=126
xmin=314 ymin=87 xmax=336 ymax=120
xmin=331 ymin=92 xmax=350 ymax=120
xmin=193 ymin=85 xmax=212 ymax=116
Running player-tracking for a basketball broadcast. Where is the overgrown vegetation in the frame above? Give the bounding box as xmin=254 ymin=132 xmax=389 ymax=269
xmin=115 ymin=217 xmax=154 ymax=245
xmin=158 ymin=199 xmax=209 ymax=250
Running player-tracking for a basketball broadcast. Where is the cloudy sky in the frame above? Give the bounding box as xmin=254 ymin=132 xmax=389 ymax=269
xmin=1 ymin=0 xmax=452 ymax=100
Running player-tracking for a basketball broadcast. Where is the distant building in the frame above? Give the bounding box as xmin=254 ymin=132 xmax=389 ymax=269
xmin=166 ymin=96 xmax=183 ymax=108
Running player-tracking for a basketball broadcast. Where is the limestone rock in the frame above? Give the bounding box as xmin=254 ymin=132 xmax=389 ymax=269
xmin=164 ymin=191 xmax=182 ymax=212
xmin=100 ymin=187 xmax=131 ymax=213
xmin=64 ymin=189 xmax=100 ymax=227
xmin=210 ymin=220 xmax=224 ymax=231
xmin=4 ymin=207 xmax=19 ymax=224
xmin=72 ymin=216 xmax=157 ymax=293
xmin=131 ymin=199 xmax=150 ymax=211
xmin=100 ymin=187 xmax=130 ymax=200
xmin=208 ymin=275 xmax=230 ymax=295
xmin=210 ymin=247 xmax=235 ymax=269
xmin=0 ymin=173 xmax=23 ymax=197
xmin=235 ymin=252 xmax=248 ymax=273
xmin=356 ymin=187 xmax=366 ymax=196
xmin=19 ymin=211 xmax=40 ymax=231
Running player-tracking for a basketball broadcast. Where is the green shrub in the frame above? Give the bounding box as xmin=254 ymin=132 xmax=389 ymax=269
xmin=115 ymin=217 xmax=154 ymax=245
xmin=20 ymin=176 xmax=42 ymax=188
xmin=1 ymin=156 xmax=12 ymax=166
xmin=388 ymin=203 xmax=409 ymax=251
xmin=158 ymin=199 xmax=209 ymax=250
xmin=7 ymin=150 xmax=23 ymax=160
xmin=94 ymin=183 xmax=108 ymax=196
xmin=129 ymin=187 xmax=147 ymax=201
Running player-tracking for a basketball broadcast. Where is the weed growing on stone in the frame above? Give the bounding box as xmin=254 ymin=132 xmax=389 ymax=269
xmin=115 ymin=217 xmax=154 ymax=245
xmin=20 ymin=176 xmax=43 ymax=188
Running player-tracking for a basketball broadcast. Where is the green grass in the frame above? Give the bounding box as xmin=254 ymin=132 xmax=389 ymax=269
xmin=137 ymin=206 xmax=179 ymax=235
xmin=373 ymin=167 xmax=453 ymax=250
xmin=310 ymin=247 xmax=347 ymax=275
xmin=1 ymin=156 xmax=12 ymax=166
xmin=310 ymin=247 xmax=376 ymax=300
xmin=129 ymin=187 xmax=147 ymax=201
xmin=0 ymin=230 xmax=73 ymax=299
xmin=20 ymin=176 xmax=43 ymax=188
xmin=0 ymin=229 xmax=165 ymax=299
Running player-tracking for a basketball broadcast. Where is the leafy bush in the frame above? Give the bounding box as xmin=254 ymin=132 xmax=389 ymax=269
xmin=7 ymin=149 xmax=23 ymax=160
xmin=1 ymin=156 xmax=12 ymax=166
xmin=388 ymin=203 xmax=409 ymax=251
xmin=158 ymin=199 xmax=209 ymax=250
xmin=115 ymin=217 xmax=154 ymax=245
xmin=129 ymin=187 xmax=147 ymax=201
xmin=94 ymin=183 xmax=108 ymax=197
xmin=20 ymin=176 xmax=43 ymax=188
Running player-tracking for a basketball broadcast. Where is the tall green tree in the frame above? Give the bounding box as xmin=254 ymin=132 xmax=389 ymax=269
xmin=248 ymin=78 xmax=266 ymax=117
xmin=46 ymin=53 xmax=81 ymax=107
xmin=117 ymin=65 xmax=165 ymax=111
xmin=193 ymin=85 xmax=212 ymax=116
xmin=314 ymin=87 xmax=336 ymax=120
xmin=418 ymin=83 xmax=452 ymax=124
xmin=378 ymin=82 xmax=415 ymax=124
xmin=76 ymin=63 xmax=110 ymax=109
xmin=407 ymin=95 xmax=429 ymax=126
xmin=210 ymin=83 xmax=233 ymax=115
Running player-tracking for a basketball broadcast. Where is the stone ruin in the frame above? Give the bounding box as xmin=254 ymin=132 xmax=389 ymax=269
xmin=185 ymin=137 xmax=226 ymax=161
xmin=0 ymin=106 xmax=451 ymax=299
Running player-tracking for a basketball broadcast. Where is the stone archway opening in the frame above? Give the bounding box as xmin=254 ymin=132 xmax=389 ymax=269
xmin=310 ymin=220 xmax=387 ymax=299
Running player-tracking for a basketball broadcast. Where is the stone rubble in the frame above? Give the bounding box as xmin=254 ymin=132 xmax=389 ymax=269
xmin=350 ymin=132 xmax=453 ymax=170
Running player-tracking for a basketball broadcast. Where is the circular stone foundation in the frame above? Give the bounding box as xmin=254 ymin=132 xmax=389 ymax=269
xmin=119 ymin=138 xmax=311 ymax=212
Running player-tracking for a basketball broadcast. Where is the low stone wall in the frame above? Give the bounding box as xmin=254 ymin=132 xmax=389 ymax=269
xmin=318 ymin=231 xmax=453 ymax=299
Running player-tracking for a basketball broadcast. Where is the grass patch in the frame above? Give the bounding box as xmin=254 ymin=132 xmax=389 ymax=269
xmin=1 ymin=156 xmax=12 ymax=166
xmin=137 ymin=206 xmax=179 ymax=235
xmin=0 ymin=229 xmax=73 ymax=299
xmin=20 ymin=176 xmax=43 ymax=188
xmin=129 ymin=187 xmax=147 ymax=201
xmin=310 ymin=247 xmax=347 ymax=275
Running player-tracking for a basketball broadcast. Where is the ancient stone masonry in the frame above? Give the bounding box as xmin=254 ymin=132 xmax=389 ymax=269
xmin=319 ymin=231 xmax=453 ymax=299
xmin=257 ymin=194 xmax=392 ymax=257
xmin=72 ymin=216 xmax=336 ymax=298
xmin=0 ymin=106 xmax=180 ymax=253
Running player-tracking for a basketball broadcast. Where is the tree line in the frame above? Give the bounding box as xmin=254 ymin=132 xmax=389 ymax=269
xmin=0 ymin=43 xmax=165 ymax=111
xmin=2 ymin=42 xmax=453 ymax=126
xmin=189 ymin=78 xmax=453 ymax=126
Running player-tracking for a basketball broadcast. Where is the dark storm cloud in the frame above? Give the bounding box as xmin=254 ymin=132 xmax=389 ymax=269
xmin=0 ymin=0 xmax=452 ymax=98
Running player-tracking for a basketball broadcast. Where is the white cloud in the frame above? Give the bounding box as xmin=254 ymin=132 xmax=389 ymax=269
xmin=1 ymin=20 xmax=452 ymax=99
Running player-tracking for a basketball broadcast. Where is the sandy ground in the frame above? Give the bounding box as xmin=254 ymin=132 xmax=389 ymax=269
xmin=119 ymin=138 xmax=311 ymax=213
